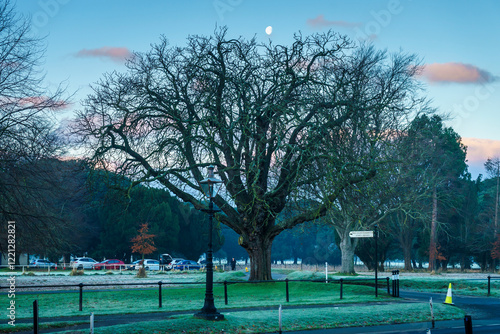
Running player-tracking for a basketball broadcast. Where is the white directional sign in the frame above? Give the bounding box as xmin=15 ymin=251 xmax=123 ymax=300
xmin=349 ymin=231 xmax=374 ymax=238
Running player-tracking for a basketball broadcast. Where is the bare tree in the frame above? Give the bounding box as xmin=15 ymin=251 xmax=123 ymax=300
xmin=301 ymin=46 xmax=429 ymax=273
xmin=74 ymin=29 xmax=427 ymax=280
xmin=0 ymin=0 xmax=69 ymax=256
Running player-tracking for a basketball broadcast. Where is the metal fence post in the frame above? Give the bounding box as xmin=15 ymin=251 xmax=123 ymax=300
xmin=374 ymin=224 xmax=378 ymax=298
xmin=224 ymin=280 xmax=228 ymax=305
xmin=396 ymin=270 xmax=400 ymax=297
xmin=325 ymin=262 xmax=328 ymax=283
xmin=90 ymin=312 xmax=94 ymax=334
xmin=158 ymin=281 xmax=162 ymax=308
xmin=33 ymin=300 xmax=39 ymax=334
xmin=488 ymin=275 xmax=491 ymax=296
xmin=392 ymin=270 xmax=395 ymax=297
xmin=464 ymin=315 xmax=473 ymax=334
xmin=386 ymin=277 xmax=390 ymax=295
xmin=79 ymin=283 xmax=83 ymax=311
xmin=285 ymin=278 xmax=289 ymax=302
xmin=340 ymin=278 xmax=343 ymax=300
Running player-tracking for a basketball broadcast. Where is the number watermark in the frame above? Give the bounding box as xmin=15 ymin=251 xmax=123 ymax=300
xmin=7 ymin=221 xmax=15 ymax=327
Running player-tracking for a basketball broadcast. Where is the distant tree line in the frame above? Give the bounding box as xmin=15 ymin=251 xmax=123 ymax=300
xmin=63 ymin=166 xmax=224 ymax=263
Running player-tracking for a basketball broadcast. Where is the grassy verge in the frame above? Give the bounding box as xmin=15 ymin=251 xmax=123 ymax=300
xmin=0 ymin=321 xmax=87 ymax=333
xmin=399 ymin=277 xmax=500 ymax=297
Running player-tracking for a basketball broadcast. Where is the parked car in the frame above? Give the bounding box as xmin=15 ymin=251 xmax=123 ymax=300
xmin=93 ymin=259 xmax=125 ymax=270
xmin=159 ymin=253 xmax=173 ymax=266
xmin=127 ymin=260 xmax=142 ymax=270
xmin=135 ymin=259 xmax=160 ymax=271
xmin=30 ymin=259 xmax=56 ymax=268
xmin=166 ymin=258 xmax=185 ymax=271
xmin=71 ymin=257 xmax=98 ymax=270
xmin=172 ymin=260 xmax=201 ymax=271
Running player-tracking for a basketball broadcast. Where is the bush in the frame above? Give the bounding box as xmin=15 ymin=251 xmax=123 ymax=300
xmin=69 ymin=268 xmax=84 ymax=276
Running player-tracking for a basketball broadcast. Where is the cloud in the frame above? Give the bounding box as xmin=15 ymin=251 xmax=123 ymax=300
xmin=463 ymin=137 xmax=500 ymax=163
xmin=75 ymin=47 xmax=133 ymax=63
xmin=307 ymin=15 xmax=361 ymax=29
xmin=418 ymin=63 xmax=496 ymax=84
xmin=17 ymin=96 xmax=70 ymax=110
xmin=462 ymin=137 xmax=500 ymax=177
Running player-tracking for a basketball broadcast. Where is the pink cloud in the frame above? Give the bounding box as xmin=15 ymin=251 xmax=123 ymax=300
xmin=418 ymin=63 xmax=495 ymax=84
xmin=462 ymin=137 xmax=500 ymax=177
xmin=75 ymin=47 xmax=133 ymax=63
xmin=307 ymin=15 xmax=361 ymax=28
xmin=463 ymin=138 xmax=500 ymax=164
xmin=17 ymin=96 xmax=70 ymax=110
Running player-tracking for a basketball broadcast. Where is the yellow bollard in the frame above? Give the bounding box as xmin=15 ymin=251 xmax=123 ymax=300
xmin=245 ymin=267 xmax=248 ymax=272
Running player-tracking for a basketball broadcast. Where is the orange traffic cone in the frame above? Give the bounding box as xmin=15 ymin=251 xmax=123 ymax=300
xmin=444 ymin=283 xmax=454 ymax=305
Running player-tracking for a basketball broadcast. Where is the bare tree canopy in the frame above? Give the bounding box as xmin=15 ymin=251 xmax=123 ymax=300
xmin=0 ymin=0 xmax=69 ymax=255
xmin=75 ymin=28 xmax=428 ymax=280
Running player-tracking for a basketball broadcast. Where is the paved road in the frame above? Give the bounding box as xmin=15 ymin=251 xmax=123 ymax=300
xmin=279 ymin=289 xmax=500 ymax=334
xmin=400 ymin=289 xmax=500 ymax=321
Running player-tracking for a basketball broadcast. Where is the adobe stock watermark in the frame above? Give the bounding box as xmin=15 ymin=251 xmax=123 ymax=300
xmin=6 ymin=221 xmax=16 ymax=327
xmin=213 ymin=0 xmax=243 ymax=21
xmin=354 ymin=0 xmax=412 ymax=41
xmin=449 ymin=82 xmax=496 ymax=129
xmin=30 ymin=0 xmax=71 ymax=35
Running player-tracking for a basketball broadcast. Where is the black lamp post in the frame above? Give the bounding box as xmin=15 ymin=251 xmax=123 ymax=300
xmin=194 ymin=165 xmax=224 ymax=321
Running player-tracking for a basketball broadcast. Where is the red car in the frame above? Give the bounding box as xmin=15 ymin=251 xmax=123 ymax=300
xmin=93 ymin=259 xmax=125 ymax=270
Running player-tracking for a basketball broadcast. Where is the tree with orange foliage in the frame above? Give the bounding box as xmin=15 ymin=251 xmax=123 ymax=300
xmin=492 ymin=235 xmax=500 ymax=261
xmin=131 ymin=223 xmax=157 ymax=272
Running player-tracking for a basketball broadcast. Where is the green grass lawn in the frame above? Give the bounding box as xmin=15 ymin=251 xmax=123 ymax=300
xmin=1 ymin=270 xmax=495 ymax=333
xmin=0 ymin=281 xmax=388 ymax=320
xmin=47 ymin=303 xmax=463 ymax=334
xmin=399 ymin=277 xmax=500 ymax=297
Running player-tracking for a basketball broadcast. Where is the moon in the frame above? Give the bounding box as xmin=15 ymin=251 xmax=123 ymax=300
xmin=265 ymin=26 xmax=272 ymax=35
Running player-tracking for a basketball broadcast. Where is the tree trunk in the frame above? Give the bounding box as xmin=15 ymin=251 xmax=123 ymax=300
xmin=494 ymin=168 xmax=499 ymax=271
xmin=429 ymin=186 xmax=438 ymax=272
xmin=403 ymin=242 xmax=413 ymax=271
xmin=495 ymin=166 xmax=499 ymax=235
xmin=400 ymin=225 xmax=413 ymax=271
xmin=244 ymin=233 xmax=274 ymax=281
xmin=338 ymin=229 xmax=357 ymax=274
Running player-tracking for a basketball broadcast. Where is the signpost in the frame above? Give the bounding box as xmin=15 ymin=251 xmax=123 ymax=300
xmin=349 ymin=231 xmax=374 ymax=238
xmin=349 ymin=226 xmax=378 ymax=297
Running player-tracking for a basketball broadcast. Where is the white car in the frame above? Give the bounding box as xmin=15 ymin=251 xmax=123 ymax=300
xmin=166 ymin=258 xmax=185 ymax=271
xmin=71 ymin=257 xmax=98 ymax=270
xmin=30 ymin=259 xmax=56 ymax=268
xmin=135 ymin=259 xmax=160 ymax=271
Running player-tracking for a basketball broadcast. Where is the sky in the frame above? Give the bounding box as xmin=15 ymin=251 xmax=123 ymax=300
xmin=14 ymin=0 xmax=500 ymax=178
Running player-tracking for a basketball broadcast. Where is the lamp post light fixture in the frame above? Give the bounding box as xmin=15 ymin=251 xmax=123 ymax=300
xmin=194 ymin=165 xmax=224 ymax=321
